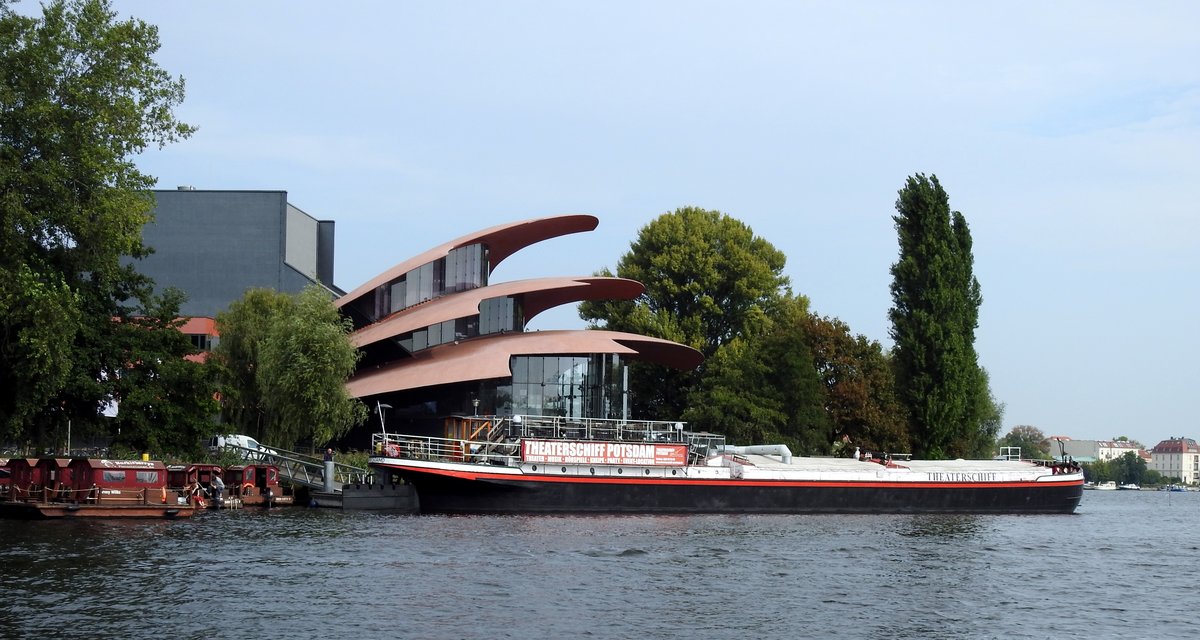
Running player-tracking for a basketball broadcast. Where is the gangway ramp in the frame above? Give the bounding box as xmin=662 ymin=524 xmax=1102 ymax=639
xmin=216 ymin=443 xmax=369 ymax=493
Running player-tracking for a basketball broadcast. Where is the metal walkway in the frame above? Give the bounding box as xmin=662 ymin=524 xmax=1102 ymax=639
xmin=217 ymin=443 xmax=369 ymax=493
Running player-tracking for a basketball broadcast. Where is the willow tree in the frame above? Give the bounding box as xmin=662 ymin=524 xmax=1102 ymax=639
xmin=0 ymin=0 xmax=194 ymax=445
xmin=888 ymin=174 xmax=988 ymax=459
xmin=212 ymin=286 xmax=367 ymax=448
xmin=580 ymin=206 xmax=790 ymax=421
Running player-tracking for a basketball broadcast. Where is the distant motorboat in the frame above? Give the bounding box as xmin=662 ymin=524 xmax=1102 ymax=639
xmin=1117 ymin=483 xmax=1141 ymax=491
xmin=1094 ymin=481 xmax=1117 ymax=491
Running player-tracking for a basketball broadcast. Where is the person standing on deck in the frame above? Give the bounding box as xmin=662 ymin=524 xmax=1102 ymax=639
xmin=211 ymin=473 xmax=225 ymax=503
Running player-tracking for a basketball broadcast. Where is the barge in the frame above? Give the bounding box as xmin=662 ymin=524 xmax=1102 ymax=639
xmin=368 ymin=415 xmax=1084 ymax=514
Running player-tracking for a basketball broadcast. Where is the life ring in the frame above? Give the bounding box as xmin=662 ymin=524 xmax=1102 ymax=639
xmin=161 ymin=486 xmax=167 ymax=503
xmin=241 ymin=482 xmax=255 ymax=496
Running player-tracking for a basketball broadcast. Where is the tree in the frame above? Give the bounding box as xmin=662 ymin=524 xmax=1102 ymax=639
xmin=998 ymin=425 xmax=1050 ymax=460
xmin=888 ymin=174 xmax=988 ymax=459
xmin=683 ymin=295 xmax=830 ymax=454
xmin=212 ymin=286 xmax=367 ymax=448
xmin=801 ymin=314 xmax=910 ymax=455
xmin=580 ymin=206 xmax=789 ymax=420
xmin=1111 ymin=450 xmax=1162 ymax=486
xmin=106 ymin=288 xmax=218 ymax=455
xmin=0 ymin=0 xmax=193 ymax=444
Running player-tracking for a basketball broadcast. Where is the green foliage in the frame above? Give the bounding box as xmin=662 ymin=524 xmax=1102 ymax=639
xmin=0 ymin=0 xmax=193 ymax=445
xmin=580 ymin=206 xmax=789 ymax=421
xmin=1084 ymin=451 xmax=1161 ymax=486
xmin=998 ymin=425 xmax=1050 ymax=460
xmin=888 ymin=174 xmax=988 ymax=459
xmin=106 ymin=287 xmax=218 ymax=457
xmin=683 ymin=296 xmax=830 ymax=454
xmin=212 ymin=286 xmax=367 ymax=449
xmin=801 ymin=313 xmax=910 ymax=455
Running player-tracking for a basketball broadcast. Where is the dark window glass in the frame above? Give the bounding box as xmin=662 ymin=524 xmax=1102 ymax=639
xmin=135 ymin=471 xmax=159 ymax=484
xmin=102 ymin=470 xmax=125 ymax=483
xmin=433 ymin=257 xmax=445 ymax=297
xmin=526 ymin=357 xmax=543 ymax=385
xmin=398 ymin=279 xmax=412 ymax=314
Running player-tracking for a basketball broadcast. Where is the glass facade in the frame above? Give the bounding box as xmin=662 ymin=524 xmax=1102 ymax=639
xmin=395 ymin=296 xmax=522 ymax=356
xmin=371 ymin=243 xmax=489 ymax=322
xmin=376 ymin=354 xmax=628 ymax=439
xmin=497 ymin=354 xmax=625 ymax=419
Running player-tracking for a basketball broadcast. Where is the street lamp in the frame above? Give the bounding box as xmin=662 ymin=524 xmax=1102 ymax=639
xmin=472 ymin=398 xmax=479 ymax=417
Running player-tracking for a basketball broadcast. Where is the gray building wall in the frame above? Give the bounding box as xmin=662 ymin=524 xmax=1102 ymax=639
xmin=133 ymin=189 xmax=338 ymax=318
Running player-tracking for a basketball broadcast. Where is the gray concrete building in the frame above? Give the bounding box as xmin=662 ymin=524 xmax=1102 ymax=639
xmin=134 ymin=188 xmax=340 ymax=319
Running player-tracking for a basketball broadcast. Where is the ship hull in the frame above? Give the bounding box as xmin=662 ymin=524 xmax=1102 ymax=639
xmin=372 ymin=462 xmax=1084 ymax=515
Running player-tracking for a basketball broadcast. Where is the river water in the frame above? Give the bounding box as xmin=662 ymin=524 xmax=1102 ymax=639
xmin=1 ymin=490 xmax=1196 ymax=639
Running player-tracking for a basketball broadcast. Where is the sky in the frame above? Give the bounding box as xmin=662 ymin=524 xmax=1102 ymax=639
xmin=88 ymin=1 xmax=1200 ymax=448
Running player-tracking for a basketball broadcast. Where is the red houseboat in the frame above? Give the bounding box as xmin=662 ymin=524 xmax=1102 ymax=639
xmin=167 ymin=463 xmax=223 ymax=508
xmin=0 ymin=458 xmax=195 ymax=519
xmin=222 ymin=464 xmax=294 ymax=508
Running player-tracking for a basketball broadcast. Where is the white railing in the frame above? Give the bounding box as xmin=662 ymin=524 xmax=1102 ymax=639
xmin=370 ymin=414 xmax=723 ymax=468
xmin=372 ymin=432 xmax=521 ymax=467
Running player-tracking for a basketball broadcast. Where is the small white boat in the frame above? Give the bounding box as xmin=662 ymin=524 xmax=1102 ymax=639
xmin=1094 ymin=481 xmax=1117 ymax=491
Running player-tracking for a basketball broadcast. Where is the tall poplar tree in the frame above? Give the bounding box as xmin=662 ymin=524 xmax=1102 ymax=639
xmin=888 ymin=174 xmax=987 ymax=459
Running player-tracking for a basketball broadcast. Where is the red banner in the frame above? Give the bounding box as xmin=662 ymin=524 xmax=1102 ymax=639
xmin=522 ymin=440 xmax=688 ymax=467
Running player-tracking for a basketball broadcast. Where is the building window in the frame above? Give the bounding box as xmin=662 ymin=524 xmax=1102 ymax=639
xmin=508 ymin=354 xmax=624 ymax=419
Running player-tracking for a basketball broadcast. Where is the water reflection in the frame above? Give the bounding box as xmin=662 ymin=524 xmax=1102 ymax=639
xmin=2 ymin=496 xmax=1197 ymax=639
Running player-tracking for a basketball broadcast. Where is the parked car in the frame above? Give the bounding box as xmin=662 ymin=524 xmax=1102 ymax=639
xmin=208 ymin=434 xmax=277 ymax=460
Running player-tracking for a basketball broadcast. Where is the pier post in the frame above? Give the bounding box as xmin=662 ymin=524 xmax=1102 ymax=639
xmin=323 ymin=460 xmax=334 ymax=493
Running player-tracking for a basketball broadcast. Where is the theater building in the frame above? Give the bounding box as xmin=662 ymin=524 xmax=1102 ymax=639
xmin=336 ymin=215 xmax=702 ymax=437
xmin=135 ymin=188 xmax=341 ymax=352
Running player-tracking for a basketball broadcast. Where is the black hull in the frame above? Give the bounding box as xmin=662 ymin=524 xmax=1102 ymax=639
xmin=387 ymin=468 xmax=1083 ymax=515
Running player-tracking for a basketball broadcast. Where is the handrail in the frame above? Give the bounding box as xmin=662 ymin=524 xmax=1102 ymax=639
xmin=374 ymin=433 xmax=521 ymax=467
xmin=214 ymin=443 xmax=370 ymax=493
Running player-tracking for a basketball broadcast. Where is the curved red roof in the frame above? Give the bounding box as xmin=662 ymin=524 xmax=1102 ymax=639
xmin=346 ymin=330 xmax=702 ymax=398
xmin=336 ymin=215 xmax=598 ymax=309
xmin=350 ymin=277 xmax=644 ymax=349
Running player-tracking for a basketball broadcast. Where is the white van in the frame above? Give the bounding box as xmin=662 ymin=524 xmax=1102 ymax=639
xmin=208 ymin=434 xmax=275 ymax=459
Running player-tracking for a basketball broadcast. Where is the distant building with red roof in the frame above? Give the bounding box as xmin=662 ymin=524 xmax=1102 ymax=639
xmin=1150 ymin=437 xmax=1199 ymax=485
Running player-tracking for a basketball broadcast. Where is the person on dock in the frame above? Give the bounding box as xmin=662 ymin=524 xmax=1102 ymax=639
xmin=324 ymin=448 xmax=334 ymax=462
xmin=211 ymin=473 xmax=225 ymax=503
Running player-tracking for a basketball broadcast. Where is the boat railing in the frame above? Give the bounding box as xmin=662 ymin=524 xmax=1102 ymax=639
xmin=506 ymin=414 xmax=690 ymax=443
xmin=372 ymin=415 xmax=727 ymax=467
xmin=3 ymin=484 xmax=175 ymax=505
xmin=374 ymin=432 xmax=521 ymax=467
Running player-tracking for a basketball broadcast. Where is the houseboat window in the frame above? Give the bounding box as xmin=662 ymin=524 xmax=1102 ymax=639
xmin=103 ymin=470 xmax=126 ymax=483
xmin=135 ymin=471 xmax=159 ymax=484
